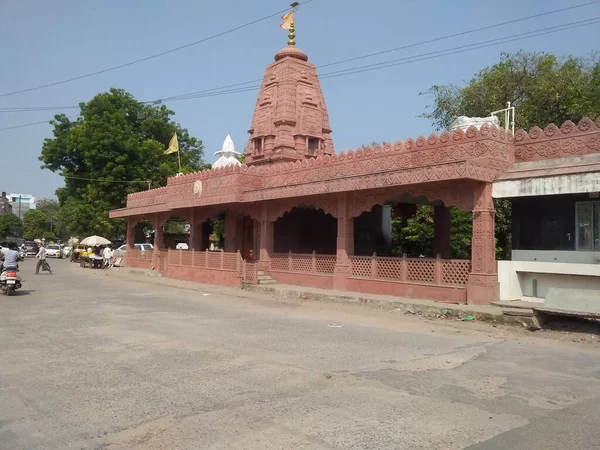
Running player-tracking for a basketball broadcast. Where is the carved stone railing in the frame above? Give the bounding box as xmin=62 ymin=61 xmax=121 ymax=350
xmin=127 ymin=248 xmax=153 ymax=269
xmin=270 ymin=252 xmax=336 ymax=275
xmin=166 ymin=249 xmax=257 ymax=284
xmin=349 ymin=254 xmax=471 ymax=286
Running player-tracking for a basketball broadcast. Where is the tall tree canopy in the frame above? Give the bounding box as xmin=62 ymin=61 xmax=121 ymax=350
xmin=401 ymin=51 xmax=600 ymax=260
xmin=0 ymin=214 xmax=22 ymax=241
xmin=40 ymin=88 xmax=206 ymax=239
xmin=23 ymin=210 xmax=51 ymax=241
xmin=420 ymin=51 xmax=600 ymax=131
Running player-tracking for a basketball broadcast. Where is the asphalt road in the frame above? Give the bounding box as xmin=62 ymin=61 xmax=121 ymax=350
xmin=1 ymin=258 xmax=599 ymax=450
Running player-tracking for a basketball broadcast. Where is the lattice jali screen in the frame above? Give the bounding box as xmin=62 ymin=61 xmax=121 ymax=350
xmin=291 ymin=254 xmax=312 ymax=273
xmin=168 ymin=250 xmax=178 ymax=265
xmin=193 ymin=251 xmax=206 ymax=268
xmin=442 ymin=260 xmax=471 ymax=285
xmin=270 ymin=254 xmax=289 ymax=271
xmin=406 ymin=259 xmax=435 ymax=284
xmin=222 ymin=253 xmax=238 ymax=271
xmin=180 ymin=251 xmax=192 ymax=267
xmin=376 ymin=257 xmax=402 ymax=281
xmin=349 ymin=257 xmax=369 ymax=277
xmin=207 ymin=252 xmax=221 ymax=269
xmin=243 ymin=262 xmax=257 ymax=283
xmin=315 ymin=256 xmax=336 ymax=274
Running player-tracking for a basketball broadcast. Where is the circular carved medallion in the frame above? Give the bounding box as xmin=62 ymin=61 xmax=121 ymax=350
xmin=193 ymin=180 xmax=203 ymax=198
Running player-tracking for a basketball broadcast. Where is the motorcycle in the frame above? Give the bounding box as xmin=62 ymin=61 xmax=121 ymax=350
xmin=0 ymin=267 xmax=22 ymax=296
xmin=0 ymin=253 xmax=24 ymax=296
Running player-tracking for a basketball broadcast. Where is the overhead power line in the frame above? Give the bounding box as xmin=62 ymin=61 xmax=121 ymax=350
xmin=317 ymin=0 xmax=600 ymax=69
xmin=1 ymin=16 xmax=599 ymax=131
xmin=2 ymin=0 xmax=598 ymax=113
xmin=0 ymin=0 xmax=315 ymax=99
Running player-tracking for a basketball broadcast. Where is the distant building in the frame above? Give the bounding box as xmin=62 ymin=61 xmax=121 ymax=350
xmin=9 ymin=193 xmax=36 ymax=219
xmin=0 ymin=192 xmax=12 ymax=215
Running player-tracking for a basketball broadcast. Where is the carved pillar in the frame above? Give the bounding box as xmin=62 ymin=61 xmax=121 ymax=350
xmin=433 ymin=205 xmax=451 ymax=259
xmin=333 ymin=192 xmax=353 ymax=290
xmin=189 ymin=210 xmax=199 ymax=251
xmin=224 ymin=212 xmax=239 ymax=253
xmin=467 ymin=183 xmax=499 ymax=304
xmin=125 ymin=216 xmax=136 ymax=267
xmin=152 ymin=213 xmax=166 ymax=271
xmin=153 ymin=214 xmax=165 ymax=249
xmin=126 ymin=217 xmax=136 ymax=249
xmin=258 ymin=203 xmax=274 ymax=270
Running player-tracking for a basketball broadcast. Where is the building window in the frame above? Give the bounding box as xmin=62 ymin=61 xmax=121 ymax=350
xmin=307 ymin=137 xmax=319 ymax=156
xmin=576 ymin=201 xmax=600 ymax=250
xmin=253 ymin=138 xmax=263 ymax=154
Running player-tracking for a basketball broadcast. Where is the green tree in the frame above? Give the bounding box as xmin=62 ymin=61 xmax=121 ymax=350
xmin=415 ymin=51 xmax=600 ymax=259
xmin=23 ymin=210 xmax=49 ymax=241
xmin=392 ymin=206 xmax=473 ymax=259
xmin=36 ymin=199 xmax=64 ymax=240
xmin=40 ymin=88 xmax=207 ymax=239
xmin=0 ymin=214 xmax=23 ymax=240
xmin=420 ymin=51 xmax=600 ymax=130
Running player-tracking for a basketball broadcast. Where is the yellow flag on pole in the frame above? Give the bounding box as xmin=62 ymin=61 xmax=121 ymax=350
xmin=280 ymin=11 xmax=294 ymax=29
xmin=164 ymin=133 xmax=179 ymax=155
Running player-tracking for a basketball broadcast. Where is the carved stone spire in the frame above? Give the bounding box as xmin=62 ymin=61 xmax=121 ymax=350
xmin=244 ymin=45 xmax=334 ymax=166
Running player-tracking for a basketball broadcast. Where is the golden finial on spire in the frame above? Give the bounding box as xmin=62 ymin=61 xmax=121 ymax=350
xmin=280 ymin=2 xmax=299 ymax=46
xmin=288 ymin=21 xmax=296 ymax=46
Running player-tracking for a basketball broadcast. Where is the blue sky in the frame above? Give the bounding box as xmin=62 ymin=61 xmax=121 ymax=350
xmin=1 ymin=0 xmax=598 ymax=200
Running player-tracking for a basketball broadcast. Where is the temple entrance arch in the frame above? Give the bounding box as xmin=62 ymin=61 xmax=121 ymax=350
xmin=273 ymin=207 xmax=337 ymax=254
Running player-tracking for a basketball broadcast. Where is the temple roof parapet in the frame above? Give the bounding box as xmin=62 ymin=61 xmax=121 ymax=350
xmin=110 ymin=116 xmax=599 ymax=219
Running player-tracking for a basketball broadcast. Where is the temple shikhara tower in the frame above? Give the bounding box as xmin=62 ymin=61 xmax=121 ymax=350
xmin=110 ymin=6 xmax=600 ymax=306
xmin=245 ymin=22 xmax=333 ymax=165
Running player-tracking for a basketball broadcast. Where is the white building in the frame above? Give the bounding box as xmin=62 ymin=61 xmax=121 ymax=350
xmin=9 ymin=193 xmax=36 ymax=220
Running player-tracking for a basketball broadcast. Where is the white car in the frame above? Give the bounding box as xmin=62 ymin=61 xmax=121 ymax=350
xmin=45 ymin=244 xmax=62 ymax=258
xmin=113 ymin=243 xmax=154 ymax=258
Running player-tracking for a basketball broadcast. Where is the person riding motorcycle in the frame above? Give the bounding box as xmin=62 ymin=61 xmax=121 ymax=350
xmin=0 ymin=242 xmax=21 ymax=273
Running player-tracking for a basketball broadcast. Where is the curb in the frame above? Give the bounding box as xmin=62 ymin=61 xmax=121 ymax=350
xmin=110 ymin=267 xmax=163 ymax=278
xmin=244 ymin=284 xmax=533 ymax=327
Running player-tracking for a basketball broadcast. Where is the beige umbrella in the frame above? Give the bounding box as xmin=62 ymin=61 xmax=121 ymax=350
xmin=80 ymin=235 xmax=111 ymax=246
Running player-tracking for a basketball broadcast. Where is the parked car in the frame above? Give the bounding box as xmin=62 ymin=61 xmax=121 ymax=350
xmin=23 ymin=242 xmax=39 ymax=257
xmin=113 ymin=243 xmax=154 ymax=258
xmin=46 ymin=244 xmax=62 ymax=258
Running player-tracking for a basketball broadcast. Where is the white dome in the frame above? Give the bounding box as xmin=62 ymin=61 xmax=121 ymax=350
xmin=212 ymin=134 xmax=242 ymax=169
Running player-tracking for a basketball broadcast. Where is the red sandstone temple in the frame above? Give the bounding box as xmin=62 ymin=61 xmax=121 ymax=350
xmin=110 ymin=37 xmax=600 ymax=305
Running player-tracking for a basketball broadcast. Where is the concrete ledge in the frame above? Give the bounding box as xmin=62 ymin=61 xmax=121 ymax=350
xmin=105 ymin=268 xmax=531 ymax=327
xmin=244 ymin=283 xmax=532 ymax=327
xmin=110 ymin=267 xmax=163 ymax=278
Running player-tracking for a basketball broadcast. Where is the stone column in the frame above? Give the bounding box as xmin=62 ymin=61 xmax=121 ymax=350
xmin=153 ymin=214 xmax=164 ymax=249
xmin=189 ymin=210 xmax=198 ymax=251
xmin=125 ymin=216 xmax=136 ymax=267
xmin=466 ymin=183 xmax=499 ymax=304
xmin=433 ymin=205 xmax=451 ymax=259
xmin=152 ymin=213 xmax=165 ymax=271
xmin=258 ymin=203 xmax=274 ymax=270
xmin=333 ymin=192 xmax=353 ymax=290
xmin=126 ymin=217 xmax=136 ymax=249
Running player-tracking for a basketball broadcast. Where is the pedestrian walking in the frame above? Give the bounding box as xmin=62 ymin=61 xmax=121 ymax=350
xmin=35 ymin=243 xmax=53 ymax=275
xmin=102 ymin=245 xmax=113 ymax=268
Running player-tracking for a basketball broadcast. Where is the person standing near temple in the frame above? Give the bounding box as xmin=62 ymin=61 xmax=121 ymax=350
xmin=102 ymin=245 xmax=113 ymax=268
